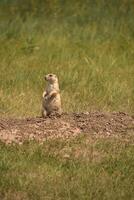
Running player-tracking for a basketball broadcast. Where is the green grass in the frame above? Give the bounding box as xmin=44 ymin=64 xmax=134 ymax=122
xmin=0 ymin=2 xmax=134 ymax=199
xmin=0 ymin=0 xmax=134 ymax=117
xmin=0 ymin=134 xmax=134 ymax=200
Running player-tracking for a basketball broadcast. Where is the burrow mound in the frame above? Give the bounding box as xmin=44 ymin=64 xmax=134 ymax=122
xmin=0 ymin=112 xmax=134 ymax=145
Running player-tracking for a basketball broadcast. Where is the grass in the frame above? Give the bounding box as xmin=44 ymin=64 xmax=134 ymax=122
xmin=0 ymin=0 xmax=134 ymax=117
xmin=0 ymin=1 xmax=134 ymax=199
xmin=0 ymin=134 xmax=134 ymax=200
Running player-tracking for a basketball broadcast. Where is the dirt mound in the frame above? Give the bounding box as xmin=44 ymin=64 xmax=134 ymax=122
xmin=0 ymin=112 xmax=134 ymax=145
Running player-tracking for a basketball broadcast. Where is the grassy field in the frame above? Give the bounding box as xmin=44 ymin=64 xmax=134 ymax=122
xmin=0 ymin=1 xmax=134 ymax=199
xmin=0 ymin=134 xmax=134 ymax=200
xmin=0 ymin=0 xmax=134 ymax=117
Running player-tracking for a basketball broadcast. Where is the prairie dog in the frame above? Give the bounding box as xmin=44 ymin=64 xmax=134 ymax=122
xmin=42 ymin=74 xmax=62 ymax=117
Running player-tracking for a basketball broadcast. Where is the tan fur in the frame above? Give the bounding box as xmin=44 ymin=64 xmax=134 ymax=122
xmin=42 ymin=74 xmax=62 ymax=117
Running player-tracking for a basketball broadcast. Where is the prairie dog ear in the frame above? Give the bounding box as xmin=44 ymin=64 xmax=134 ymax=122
xmin=42 ymin=91 xmax=46 ymax=98
xmin=44 ymin=76 xmax=47 ymax=80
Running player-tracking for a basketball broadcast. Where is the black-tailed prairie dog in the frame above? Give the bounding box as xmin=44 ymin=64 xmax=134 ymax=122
xmin=42 ymin=74 xmax=62 ymax=117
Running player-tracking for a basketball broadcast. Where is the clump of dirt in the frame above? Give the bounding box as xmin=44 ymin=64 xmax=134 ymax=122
xmin=0 ymin=112 xmax=134 ymax=145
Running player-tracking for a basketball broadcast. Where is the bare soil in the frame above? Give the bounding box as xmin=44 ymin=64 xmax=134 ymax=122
xmin=0 ymin=112 xmax=134 ymax=145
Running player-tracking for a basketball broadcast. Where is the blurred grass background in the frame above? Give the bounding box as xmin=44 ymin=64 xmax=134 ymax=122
xmin=0 ymin=0 xmax=134 ymax=117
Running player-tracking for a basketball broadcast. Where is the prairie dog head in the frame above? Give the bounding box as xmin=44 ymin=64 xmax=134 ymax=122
xmin=45 ymin=74 xmax=58 ymax=84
